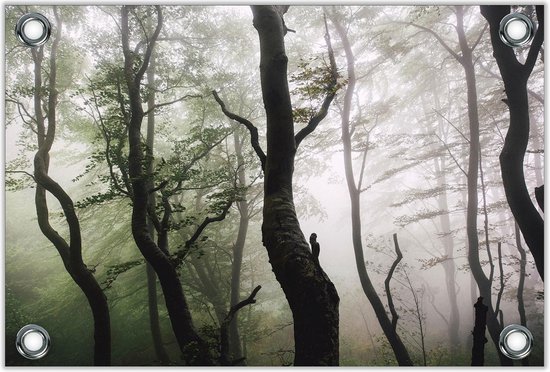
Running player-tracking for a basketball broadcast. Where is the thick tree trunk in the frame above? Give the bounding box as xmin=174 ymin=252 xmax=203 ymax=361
xmin=329 ymin=11 xmax=412 ymax=366
xmin=480 ymin=5 xmax=544 ymax=281
xmin=251 ymin=6 xmax=340 ymax=365
xmin=31 ymin=12 xmax=111 ymax=365
xmin=121 ymin=6 xmax=212 ymax=365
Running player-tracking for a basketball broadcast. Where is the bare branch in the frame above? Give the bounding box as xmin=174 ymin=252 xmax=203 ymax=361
xmin=385 ymin=233 xmax=403 ymax=331
xmin=523 ymin=5 xmax=544 ymax=75
xmin=220 ymin=285 xmax=262 ymax=365
xmin=433 ymin=109 xmax=470 ymax=143
xmin=470 ymin=23 xmax=488 ymax=52
xmin=400 ymin=21 xmax=462 ymax=63
xmin=433 ymin=133 xmax=468 ymax=177
xmin=6 ymin=170 xmax=36 ymax=182
xmin=142 ymin=94 xmax=202 ymax=116
xmin=212 ymin=90 xmax=266 ymax=170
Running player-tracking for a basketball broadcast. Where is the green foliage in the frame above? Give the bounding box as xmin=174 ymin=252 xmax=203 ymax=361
xmin=290 ymin=56 xmax=346 ymax=124
xmin=102 ymin=259 xmax=145 ymax=290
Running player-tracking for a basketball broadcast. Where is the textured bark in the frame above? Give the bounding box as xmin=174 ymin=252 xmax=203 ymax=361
xmin=31 ymin=10 xmax=111 ymax=365
xmin=251 ymin=6 xmax=340 ymax=365
xmin=471 ymin=297 xmax=488 ymax=366
xmin=480 ymin=5 xmax=544 ymax=281
xmin=329 ymin=10 xmax=412 ymax=366
xmin=121 ymin=6 xmax=212 ymax=365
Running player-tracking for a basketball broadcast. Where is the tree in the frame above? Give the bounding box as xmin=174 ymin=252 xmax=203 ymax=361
xmin=120 ymin=6 xmax=212 ymax=364
xmin=406 ymin=6 xmax=512 ymax=364
xmin=480 ymin=5 xmax=544 ymax=281
xmin=327 ymin=8 xmax=413 ymax=366
xmin=214 ymin=5 xmax=340 ymax=365
xmin=24 ymin=7 xmax=111 ymax=365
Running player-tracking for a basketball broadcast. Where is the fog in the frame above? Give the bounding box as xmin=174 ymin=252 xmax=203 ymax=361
xmin=5 ymin=5 xmax=544 ymax=366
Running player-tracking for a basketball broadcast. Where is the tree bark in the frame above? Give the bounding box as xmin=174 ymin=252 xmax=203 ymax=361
xmin=471 ymin=297 xmax=488 ymax=366
xmin=329 ymin=10 xmax=412 ymax=366
xmin=480 ymin=5 xmax=544 ymax=281
xmin=31 ymin=9 xmax=111 ymax=365
xmin=251 ymin=6 xmax=340 ymax=365
xmin=121 ymin=6 xmax=212 ymax=365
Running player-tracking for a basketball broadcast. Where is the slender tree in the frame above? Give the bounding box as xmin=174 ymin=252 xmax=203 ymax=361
xmin=120 ymin=6 xmax=212 ymax=364
xmin=407 ymin=7 xmax=512 ymax=364
xmin=328 ymin=9 xmax=412 ymax=366
xmin=30 ymin=7 xmax=111 ymax=365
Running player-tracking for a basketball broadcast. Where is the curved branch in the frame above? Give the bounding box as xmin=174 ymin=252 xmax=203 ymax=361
xmin=385 ymin=233 xmax=403 ymax=331
xmin=295 ymin=11 xmax=339 ymax=148
xmin=401 ymin=21 xmax=462 ymax=63
xmin=524 ymin=5 xmax=544 ymax=75
xmin=220 ymin=285 xmax=262 ymax=365
xmin=135 ymin=6 xmax=163 ymax=82
xmin=142 ymin=94 xmax=202 ymax=116
xmin=212 ymin=90 xmax=266 ymax=170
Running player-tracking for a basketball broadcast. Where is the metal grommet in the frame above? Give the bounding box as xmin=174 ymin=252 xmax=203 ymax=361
xmin=499 ymin=13 xmax=534 ymax=47
xmin=15 ymin=324 xmax=51 ymax=360
xmin=15 ymin=13 xmax=51 ymax=47
xmin=499 ymin=324 xmax=533 ymax=360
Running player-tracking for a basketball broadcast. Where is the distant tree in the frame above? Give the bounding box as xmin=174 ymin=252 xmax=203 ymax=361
xmin=327 ymin=8 xmax=413 ymax=366
xmin=406 ymin=6 xmax=512 ymax=364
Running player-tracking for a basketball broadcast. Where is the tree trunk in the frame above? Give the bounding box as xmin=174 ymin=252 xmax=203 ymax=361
xmin=455 ymin=7 xmax=511 ymax=365
xmin=480 ymin=5 xmax=544 ymax=281
xmin=431 ymin=84 xmax=460 ymax=354
xmin=329 ymin=10 xmax=412 ymax=366
xmin=121 ymin=6 xmax=212 ymax=365
xmin=471 ymin=297 xmax=488 ymax=366
xmin=145 ymin=40 xmax=170 ymax=364
xmin=251 ymin=6 xmax=340 ymax=365
xmin=31 ymin=10 xmax=110 ymax=365
xmin=228 ymin=130 xmax=249 ymax=364
xmin=514 ymin=223 xmax=529 ymax=366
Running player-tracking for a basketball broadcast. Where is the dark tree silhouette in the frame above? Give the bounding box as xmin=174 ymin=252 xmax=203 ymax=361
xmin=214 ymin=5 xmax=340 ymax=365
xmin=30 ymin=8 xmax=111 ymax=365
xmin=480 ymin=5 xmax=544 ymax=281
xmin=120 ymin=6 xmax=212 ymax=364
xmin=471 ymin=297 xmax=488 ymax=366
